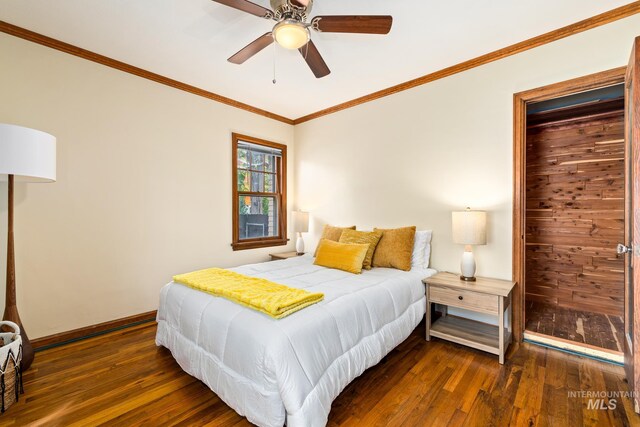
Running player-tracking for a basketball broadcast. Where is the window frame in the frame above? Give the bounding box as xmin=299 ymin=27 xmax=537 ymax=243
xmin=231 ymin=133 xmax=288 ymax=251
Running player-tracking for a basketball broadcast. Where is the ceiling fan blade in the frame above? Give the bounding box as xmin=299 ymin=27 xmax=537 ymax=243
xmin=290 ymin=0 xmax=309 ymax=7
xmin=211 ymin=0 xmax=273 ymax=19
xmin=228 ymin=33 xmax=274 ymax=64
xmin=299 ymin=40 xmax=330 ymax=78
xmin=311 ymin=15 xmax=393 ymax=34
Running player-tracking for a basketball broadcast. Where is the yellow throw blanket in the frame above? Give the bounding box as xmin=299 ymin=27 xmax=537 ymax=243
xmin=173 ymin=268 xmax=324 ymax=319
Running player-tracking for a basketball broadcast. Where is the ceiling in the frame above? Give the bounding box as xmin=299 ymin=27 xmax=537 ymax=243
xmin=0 ymin=0 xmax=633 ymax=120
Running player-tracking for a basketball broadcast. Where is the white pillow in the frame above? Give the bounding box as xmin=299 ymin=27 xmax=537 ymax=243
xmin=411 ymin=230 xmax=433 ymax=269
xmin=424 ymin=242 xmax=432 ymax=269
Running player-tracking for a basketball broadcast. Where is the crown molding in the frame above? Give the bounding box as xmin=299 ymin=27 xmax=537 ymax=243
xmin=2 ymin=2 xmax=640 ymax=127
xmin=293 ymin=1 xmax=640 ymax=125
xmin=0 ymin=20 xmax=294 ymax=125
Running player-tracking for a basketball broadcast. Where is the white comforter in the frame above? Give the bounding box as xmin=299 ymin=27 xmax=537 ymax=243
xmin=156 ymin=255 xmax=435 ymax=427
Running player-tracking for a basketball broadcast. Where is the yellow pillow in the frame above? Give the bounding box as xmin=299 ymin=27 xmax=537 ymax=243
xmin=314 ymin=239 xmax=370 ymax=274
xmin=338 ymin=229 xmax=383 ymax=270
xmin=314 ymin=224 xmax=356 ymax=256
xmin=372 ymin=226 xmax=416 ymax=271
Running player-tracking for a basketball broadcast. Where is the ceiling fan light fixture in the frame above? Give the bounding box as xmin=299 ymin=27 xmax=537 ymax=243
xmin=273 ymin=20 xmax=310 ymax=50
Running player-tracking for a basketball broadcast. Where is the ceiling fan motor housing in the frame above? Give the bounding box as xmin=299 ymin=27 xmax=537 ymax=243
xmin=270 ymin=0 xmax=313 ymax=22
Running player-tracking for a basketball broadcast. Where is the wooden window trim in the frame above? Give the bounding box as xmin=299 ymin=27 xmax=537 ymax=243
xmin=232 ymin=133 xmax=288 ymax=251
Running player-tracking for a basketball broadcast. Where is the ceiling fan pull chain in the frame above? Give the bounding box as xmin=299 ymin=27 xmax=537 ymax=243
xmin=272 ymin=41 xmax=277 ymax=84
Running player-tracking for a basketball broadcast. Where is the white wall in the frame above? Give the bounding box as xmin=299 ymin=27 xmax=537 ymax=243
xmin=2 ymin=14 xmax=639 ymax=338
xmin=0 ymin=34 xmax=295 ymax=338
xmin=294 ymin=15 xmax=640 ymax=309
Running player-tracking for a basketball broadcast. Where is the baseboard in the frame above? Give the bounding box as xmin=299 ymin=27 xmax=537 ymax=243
xmin=31 ymin=310 xmax=157 ymax=351
xmin=524 ymin=330 xmax=624 ymax=365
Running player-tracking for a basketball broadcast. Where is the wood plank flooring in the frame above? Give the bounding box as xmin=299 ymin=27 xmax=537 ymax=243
xmin=2 ymin=321 xmax=638 ymax=426
xmin=526 ymin=300 xmax=625 ymax=352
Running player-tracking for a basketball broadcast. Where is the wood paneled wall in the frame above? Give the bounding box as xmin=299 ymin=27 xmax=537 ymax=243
xmin=525 ymin=104 xmax=625 ymax=316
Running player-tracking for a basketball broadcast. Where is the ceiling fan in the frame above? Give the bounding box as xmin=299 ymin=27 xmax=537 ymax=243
xmin=212 ymin=0 xmax=393 ymax=78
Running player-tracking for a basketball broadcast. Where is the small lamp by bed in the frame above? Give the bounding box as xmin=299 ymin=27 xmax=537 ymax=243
xmin=452 ymin=208 xmax=486 ymax=282
xmin=293 ymin=211 xmax=309 ymax=255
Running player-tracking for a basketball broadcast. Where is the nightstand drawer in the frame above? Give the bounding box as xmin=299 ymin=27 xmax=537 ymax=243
xmin=430 ymin=286 xmax=499 ymax=314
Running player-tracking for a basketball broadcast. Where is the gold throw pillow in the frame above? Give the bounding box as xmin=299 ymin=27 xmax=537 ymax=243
xmin=372 ymin=226 xmax=416 ymax=271
xmin=314 ymin=224 xmax=356 ymax=256
xmin=314 ymin=239 xmax=370 ymax=274
xmin=338 ymin=229 xmax=383 ymax=270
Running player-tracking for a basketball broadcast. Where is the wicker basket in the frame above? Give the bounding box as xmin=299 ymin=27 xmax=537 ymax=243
xmin=0 ymin=321 xmax=23 ymax=413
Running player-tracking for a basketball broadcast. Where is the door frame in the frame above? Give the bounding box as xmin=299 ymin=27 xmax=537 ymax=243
xmin=624 ymin=36 xmax=640 ymax=413
xmin=512 ymin=66 xmax=626 ymax=341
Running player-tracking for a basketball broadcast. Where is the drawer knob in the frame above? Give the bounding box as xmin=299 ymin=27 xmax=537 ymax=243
xmin=458 ymin=296 xmax=463 ymax=300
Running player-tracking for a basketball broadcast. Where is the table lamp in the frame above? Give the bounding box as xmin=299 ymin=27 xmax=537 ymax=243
xmin=452 ymin=208 xmax=486 ymax=282
xmin=0 ymin=124 xmax=56 ymax=370
xmin=292 ymin=211 xmax=309 ymax=255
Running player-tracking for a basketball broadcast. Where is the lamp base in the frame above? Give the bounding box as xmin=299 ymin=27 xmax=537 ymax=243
xmin=296 ymin=234 xmax=305 ymax=256
xmin=460 ymin=249 xmax=477 ymax=283
xmin=4 ymin=175 xmax=34 ymax=370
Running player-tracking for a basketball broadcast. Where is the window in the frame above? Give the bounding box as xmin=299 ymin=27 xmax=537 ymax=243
xmin=232 ymin=133 xmax=287 ymax=251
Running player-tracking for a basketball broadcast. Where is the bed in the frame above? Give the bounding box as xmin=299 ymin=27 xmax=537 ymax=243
xmin=156 ymin=254 xmax=436 ymax=427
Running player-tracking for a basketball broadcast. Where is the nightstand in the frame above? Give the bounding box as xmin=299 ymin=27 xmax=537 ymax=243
xmin=269 ymin=251 xmax=304 ymax=261
xmin=423 ymin=272 xmax=516 ymax=364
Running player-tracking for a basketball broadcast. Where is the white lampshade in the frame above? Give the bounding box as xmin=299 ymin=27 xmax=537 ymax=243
xmin=452 ymin=208 xmax=487 ymax=245
xmin=0 ymin=124 xmax=56 ymax=182
xmin=292 ymin=211 xmax=309 ymax=233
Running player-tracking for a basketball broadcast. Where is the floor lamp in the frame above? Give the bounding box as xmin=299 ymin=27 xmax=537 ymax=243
xmin=0 ymin=124 xmax=56 ymax=371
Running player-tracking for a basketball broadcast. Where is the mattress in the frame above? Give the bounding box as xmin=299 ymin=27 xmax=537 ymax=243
xmin=156 ymin=254 xmax=436 ymax=427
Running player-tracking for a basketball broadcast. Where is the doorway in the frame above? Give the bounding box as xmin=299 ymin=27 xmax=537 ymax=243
xmin=512 ymin=67 xmax=627 ymax=360
xmin=525 ymin=84 xmax=625 ymax=355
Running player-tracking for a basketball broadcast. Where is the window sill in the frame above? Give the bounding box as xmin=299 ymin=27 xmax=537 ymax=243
xmin=231 ymin=238 xmax=289 ymax=251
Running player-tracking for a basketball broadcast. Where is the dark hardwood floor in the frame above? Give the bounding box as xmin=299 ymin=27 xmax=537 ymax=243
xmin=526 ymin=301 xmax=625 ymax=352
xmin=3 ymin=321 xmax=638 ymax=426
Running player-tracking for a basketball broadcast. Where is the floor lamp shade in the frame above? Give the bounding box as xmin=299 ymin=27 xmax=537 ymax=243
xmin=452 ymin=209 xmax=487 ymax=281
xmin=0 ymin=124 xmax=56 ymax=181
xmin=0 ymin=123 xmax=56 ymax=371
